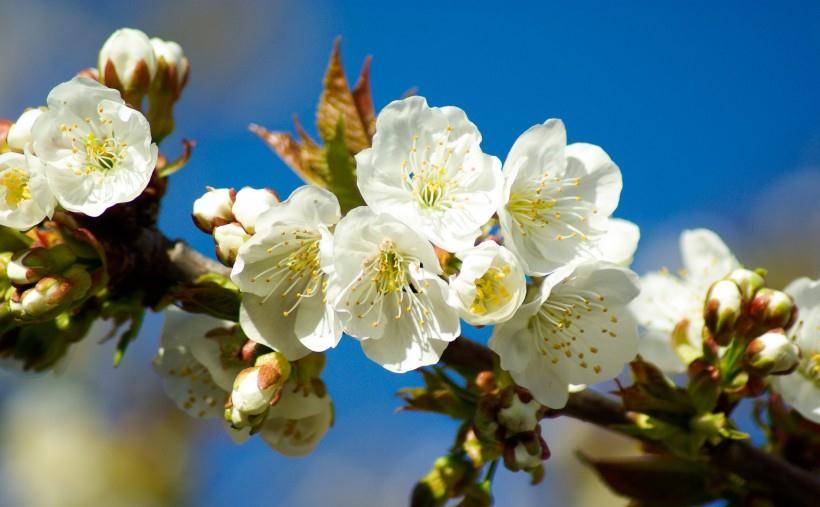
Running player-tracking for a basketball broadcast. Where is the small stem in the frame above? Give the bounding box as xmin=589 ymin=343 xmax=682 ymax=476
xmin=483 ymin=459 xmax=499 ymax=483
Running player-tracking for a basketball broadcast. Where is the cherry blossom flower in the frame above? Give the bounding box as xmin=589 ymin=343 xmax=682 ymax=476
xmin=490 ymin=261 xmax=640 ymax=408
xmin=331 ymin=206 xmax=460 ymax=372
xmin=356 ymin=96 xmax=502 ymax=252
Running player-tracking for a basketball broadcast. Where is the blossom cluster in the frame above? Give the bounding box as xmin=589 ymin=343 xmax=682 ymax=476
xmin=195 ymin=96 xmax=643 ymax=408
xmin=0 ymin=27 xmax=194 ymax=230
xmin=630 ymin=229 xmax=820 ymax=423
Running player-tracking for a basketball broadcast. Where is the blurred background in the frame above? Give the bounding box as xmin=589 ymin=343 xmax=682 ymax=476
xmin=0 ymin=1 xmax=818 ymax=505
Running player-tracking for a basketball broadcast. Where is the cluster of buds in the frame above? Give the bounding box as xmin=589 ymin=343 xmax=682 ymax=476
xmin=703 ymin=268 xmax=800 ymax=377
xmin=97 ymin=28 xmax=189 ymax=140
xmin=3 ymin=244 xmax=96 ymax=322
xmin=192 ymin=186 xmax=279 ymax=265
xmin=225 ymin=351 xmax=291 ymax=432
xmin=472 ymin=375 xmax=549 ymax=475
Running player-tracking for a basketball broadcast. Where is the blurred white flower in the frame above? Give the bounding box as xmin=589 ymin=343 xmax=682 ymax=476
xmin=771 ymin=277 xmax=820 ymax=423
xmin=356 ymin=96 xmax=502 ymax=252
xmin=231 ymin=185 xmax=342 ymax=360
xmin=331 ymin=206 xmax=460 ymax=372
xmin=490 ymin=260 xmax=640 ymax=408
xmin=31 ymin=77 xmax=157 ymax=217
xmin=498 ymin=119 xmax=625 ymax=275
xmin=629 ymin=228 xmax=739 ymax=372
xmin=448 ymin=240 xmax=526 ymax=326
xmin=98 ymin=28 xmax=157 ymax=97
xmin=232 ymin=186 xmax=279 ymax=233
xmin=153 ymin=307 xmax=238 ymax=419
xmin=260 ymin=381 xmax=334 ymax=457
xmin=6 ymin=107 xmax=45 ymax=153
xmin=0 ymin=151 xmax=55 ymax=230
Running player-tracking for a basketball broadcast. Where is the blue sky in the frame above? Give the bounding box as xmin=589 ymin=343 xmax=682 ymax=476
xmin=1 ymin=1 xmax=819 ymax=506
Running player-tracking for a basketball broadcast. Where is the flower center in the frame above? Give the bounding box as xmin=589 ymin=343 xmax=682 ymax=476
xmin=248 ymin=229 xmax=324 ymax=316
xmin=470 ymin=265 xmax=511 ymax=315
xmin=507 ymin=174 xmax=595 ymax=242
xmin=0 ymin=167 xmax=31 ymax=207
xmin=83 ymin=132 xmax=125 ymax=173
xmin=528 ymin=286 xmax=615 ymax=374
xmin=374 ymin=240 xmax=409 ymax=294
xmin=402 ymin=130 xmax=464 ymax=211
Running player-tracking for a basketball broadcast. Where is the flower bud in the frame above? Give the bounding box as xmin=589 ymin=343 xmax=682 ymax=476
xmin=411 ymin=454 xmax=474 ymax=507
xmin=703 ymin=279 xmax=742 ymax=344
xmin=502 ymin=429 xmax=550 ymax=471
xmin=7 ymin=245 xmax=76 ymax=285
xmin=744 ymin=329 xmax=800 ymax=375
xmin=748 ymin=288 xmax=796 ymax=331
xmin=726 ymin=268 xmax=766 ymax=303
xmin=150 ymin=38 xmax=190 ymax=96
xmin=98 ymin=28 xmax=157 ymax=104
xmin=232 ymin=187 xmax=279 ymax=233
xmin=230 ymin=352 xmax=291 ymax=416
xmin=12 ymin=276 xmax=69 ymax=319
xmin=6 ymin=108 xmax=45 ymax=153
xmin=497 ymin=387 xmax=541 ymax=434
xmin=146 ymin=37 xmax=190 ymax=141
xmin=213 ymin=223 xmax=249 ymax=266
xmin=192 ymin=187 xmax=235 ymax=233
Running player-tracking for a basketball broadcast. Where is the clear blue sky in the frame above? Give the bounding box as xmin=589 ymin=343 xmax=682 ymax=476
xmin=1 ymin=1 xmax=819 ymax=505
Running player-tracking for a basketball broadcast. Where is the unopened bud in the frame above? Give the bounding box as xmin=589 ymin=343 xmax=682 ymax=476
xmin=192 ymin=187 xmax=235 ymax=233
xmin=7 ymin=245 xmax=76 ymax=285
xmin=146 ymin=37 xmax=189 ymax=141
xmin=12 ymin=273 xmax=79 ymax=319
xmin=726 ymin=268 xmax=766 ymax=302
xmin=498 ymin=388 xmax=541 ymax=434
xmin=150 ymin=38 xmax=189 ymax=96
xmin=411 ymin=454 xmax=473 ymax=507
xmin=98 ymin=28 xmax=157 ymax=104
xmin=502 ymin=430 xmax=550 ymax=472
xmin=214 ymin=223 xmax=249 ymax=266
xmin=232 ymin=187 xmax=278 ymax=233
xmin=748 ymin=288 xmax=796 ymax=331
xmin=230 ymin=352 xmax=290 ymax=416
xmin=703 ymin=280 xmax=742 ymax=344
xmin=6 ymin=108 xmax=45 ymax=153
xmin=744 ymin=329 xmax=800 ymax=376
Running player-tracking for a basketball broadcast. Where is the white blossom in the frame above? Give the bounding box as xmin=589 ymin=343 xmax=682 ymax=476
xmin=0 ymin=151 xmax=55 ymax=230
xmin=771 ymin=277 xmax=820 ymax=423
xmin=6 ymin=108 xmax=45 ymax=153
xmin=152 ymin=307 xmax=239 ymax=419
xmin=490 ymin=260 xmax=640 ymax=408
xmin=498 ymin=119 xmax=625 ymax=275
xmin=31 ymin=77 xmax=158 ymax=217
xmin=448 ymin=241 xmax=526 ymax=326
xmin=260 ymin=382 xmax=334 ymax=457
xmin=232 ymin=186 xmax=279 ymax=233
xmin=356 ymin=96 xmax=502 ymax=252
xmin=629 ymin=229 xmax=739 ymax=372
xmin=231 ymin=185 xmax=342 ymax=360
xmin=331 ymin=206 xmax=460 ymax=372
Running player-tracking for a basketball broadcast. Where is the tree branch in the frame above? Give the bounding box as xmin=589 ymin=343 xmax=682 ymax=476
xmin=161 ymin=240 xmax=820 ymax=505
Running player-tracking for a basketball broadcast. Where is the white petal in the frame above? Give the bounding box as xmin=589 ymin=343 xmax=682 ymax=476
xmin=680 ymin=229 xmax=739 ymax=291
xmin=238 ymin=294 xmax=312 ymax=361
xmin=597 ymin=218 xmax=640 ymax=266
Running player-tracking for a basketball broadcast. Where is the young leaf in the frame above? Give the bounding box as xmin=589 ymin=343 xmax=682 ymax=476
xmin=316 ymin=38 xmax=371 ymax=154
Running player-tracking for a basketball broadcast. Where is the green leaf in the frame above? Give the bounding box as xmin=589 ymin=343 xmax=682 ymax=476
xmin=324 ymin=121 xmax=365 ymax=213
xmin=618 ymin=357 xmax=694 ymax=416
xmin=171 ymin=275 xmax=241 ymax=321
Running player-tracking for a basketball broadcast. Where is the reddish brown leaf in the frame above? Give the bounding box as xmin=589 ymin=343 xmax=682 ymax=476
xmin=316 ymin=38 xmax=370 ymax=153
xmin=352 ymin=55 xmax=376 ymax=139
